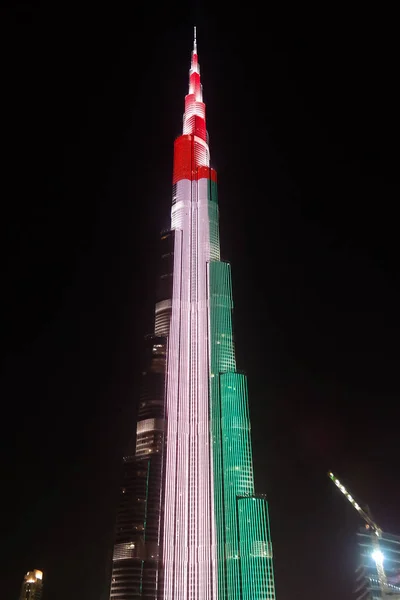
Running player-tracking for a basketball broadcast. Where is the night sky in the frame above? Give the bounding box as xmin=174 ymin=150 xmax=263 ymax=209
xmin=1 ymin=3 xmax=399 ymax=600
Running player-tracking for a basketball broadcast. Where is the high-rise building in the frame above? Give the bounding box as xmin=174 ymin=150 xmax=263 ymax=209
xmin=355 ymin=527 xmax=400 ymax=600
xmin=108 ymin=29 xmax=277 ymax=600
xmin=19 ymin=569 xmax=43 ymax=600
xmin=109 ymin=232 xmax=173 ymax=600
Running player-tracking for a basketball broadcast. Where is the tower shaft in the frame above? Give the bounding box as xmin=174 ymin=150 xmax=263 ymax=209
xmin=162 ymin=47 xmax=218 ymax=595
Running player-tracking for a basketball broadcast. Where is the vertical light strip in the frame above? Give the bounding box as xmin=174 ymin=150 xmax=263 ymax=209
xmin=163 ymin=228 xmax=182 ymax=598
xmin=175 ymin=177 xmax=191 ymax=600
xmin=197 ymin=176 xmax=215 ymax=599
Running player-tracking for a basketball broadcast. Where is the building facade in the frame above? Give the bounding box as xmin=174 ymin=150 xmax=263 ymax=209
xmin=355 ymin=527 xmax=400 ymax=600
xmin=19 ymin=570 xmax=43 ymax=600
xmin=109 ymin=232 xmax=173 ymax=600
xmin=108 ymin=30 xmax=277 ymax=600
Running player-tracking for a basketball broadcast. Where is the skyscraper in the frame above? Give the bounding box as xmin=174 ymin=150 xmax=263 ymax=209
xmin=19 ymin=570 xmax=43 ymax=600
xmin=108 ymin=29 xmax=277 ymax=600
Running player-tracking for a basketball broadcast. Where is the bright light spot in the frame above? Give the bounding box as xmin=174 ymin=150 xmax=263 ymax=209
xmin=372 ymin=550 xmax=384 ymax=564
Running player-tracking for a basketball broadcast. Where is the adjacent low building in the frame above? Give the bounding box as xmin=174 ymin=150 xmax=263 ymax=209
xmin=19 ymin=569 xmax=43 ymax=600
xmin=355 ymin=527 xmax=400 ymax=600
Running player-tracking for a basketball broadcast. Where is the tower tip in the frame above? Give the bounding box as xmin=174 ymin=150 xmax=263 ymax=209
xmin=193 ymin=26 xmax=197 ymax=52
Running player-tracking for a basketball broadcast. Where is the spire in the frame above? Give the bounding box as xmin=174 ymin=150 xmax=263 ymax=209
xmin=190 ymin=26 xmax=199 ymax=78
xmin=182 ymin=25 xmax=205 ymax=139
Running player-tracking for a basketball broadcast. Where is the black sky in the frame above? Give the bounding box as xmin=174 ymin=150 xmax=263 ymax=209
xmin=1 ymin=3 xmax=399 ymax=600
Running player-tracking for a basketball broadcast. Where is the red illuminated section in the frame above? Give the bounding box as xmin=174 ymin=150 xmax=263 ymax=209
xmin=173 ymin=136 xmax=217 ymax=184
xmin=183 ymin=50 xmax=206 ymax=142
xmin=173 ymin=30 xmax=215 ymax=183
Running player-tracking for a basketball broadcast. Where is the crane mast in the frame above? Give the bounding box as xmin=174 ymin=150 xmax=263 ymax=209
xmin=328 ymin=472 xmax=389 ymax=599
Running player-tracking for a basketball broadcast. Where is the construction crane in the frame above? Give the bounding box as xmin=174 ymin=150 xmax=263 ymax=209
xmin=328 ymin=471 xmax=392 ymax=599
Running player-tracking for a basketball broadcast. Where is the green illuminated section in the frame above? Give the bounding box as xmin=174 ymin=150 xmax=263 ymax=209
xmin=220 ymin=373 xmax=254 ymax=598
xmin=207 ymin=178 xmax=220 ymax=261
xmin=208 ymin=262 xmax=254 ymax=599
xmin=208 ymin=184 xmax=276 ymax=599
xmin=208 ymin=261 xmax=235 ymax=373
xmin=237 ymin=496 xmax=276 ymax=599
xmin=209 ymin=260 xmax=235 ymax=599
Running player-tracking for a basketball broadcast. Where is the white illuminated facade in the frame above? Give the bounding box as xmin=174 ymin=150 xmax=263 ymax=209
xmin=162 ymin=31 xmax=218 ymax=600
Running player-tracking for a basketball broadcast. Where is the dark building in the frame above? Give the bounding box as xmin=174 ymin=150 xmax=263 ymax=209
xmin=108 ymin=231 xmax=174 ymax=600
xmin=19 ymin=570 xmax=43 ymax=600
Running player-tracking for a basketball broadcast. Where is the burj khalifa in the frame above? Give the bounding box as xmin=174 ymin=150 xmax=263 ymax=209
xmin=108 ymin=29 xmax=277 ymax=600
